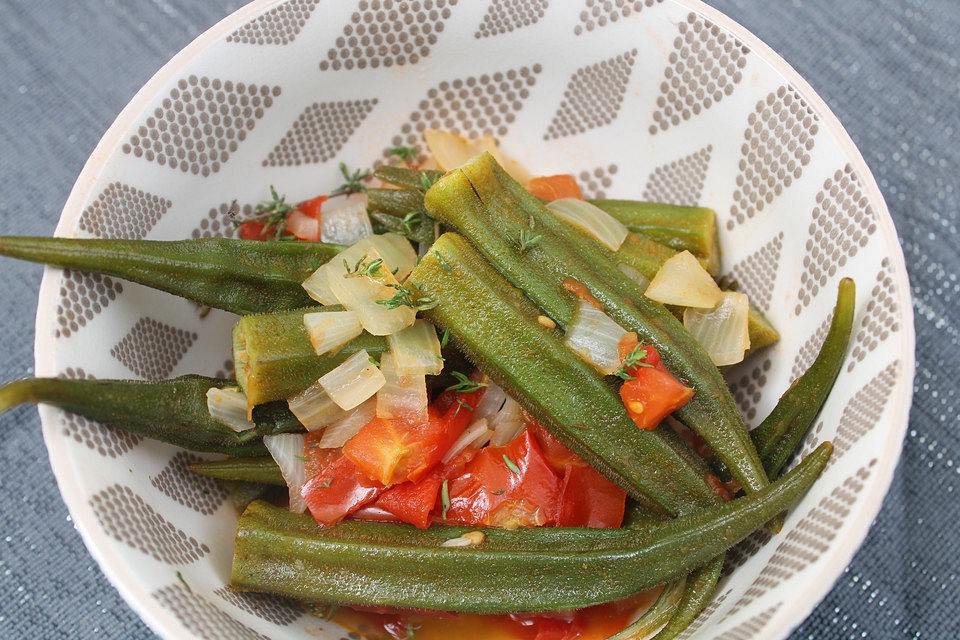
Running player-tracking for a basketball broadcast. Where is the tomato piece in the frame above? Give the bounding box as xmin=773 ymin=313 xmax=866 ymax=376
xmin=301 ymin=433 xmax=341 ymax=479
xmin=525 ymin=418 xmax=583 ymax=470
xmin=285 ymin=209 xmax=320 ymax=241
xmin=617 ymin=333 xmax=662 ymax=374
xmin=619 ymin=367 xmax=694 ymax=431
xmin=374 ymin=469 xmax=444 ymax=529
xmin=524 ymin=175 xmax=584 ymax=202
xmin=299 ymin=195 xmax=328 ymax=220
xmin=238 ymin=220 xmax=268 ymax=240
xmin=301 ymin=456 xmax=384 ymax=527
xmin=706 ymin=474 xmax=733 ymax=502
xmin=557 ymin=464 xmax=626 ymax=528
xmin=444 ymin=430 xmax=561 ymax=528
xmin=561 ymin=278 xmax=603 ymax=310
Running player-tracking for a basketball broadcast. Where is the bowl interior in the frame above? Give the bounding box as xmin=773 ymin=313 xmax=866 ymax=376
xmin=35 ymin=1 xmax=914 ymax=639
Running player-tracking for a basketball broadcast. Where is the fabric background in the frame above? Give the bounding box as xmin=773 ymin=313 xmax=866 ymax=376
xmin=0 ymin=1 xmax=956 ymax=638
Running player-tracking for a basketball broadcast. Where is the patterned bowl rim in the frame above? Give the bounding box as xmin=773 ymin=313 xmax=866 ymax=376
xmin=32 ymin=1 xmax=916 ymax=639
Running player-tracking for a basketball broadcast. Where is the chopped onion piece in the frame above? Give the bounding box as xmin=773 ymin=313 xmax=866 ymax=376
xmin=206 ymin=387 xmax=255 ymax=432
xmin=470 ymin=135 xmax=532 ymax=184
xmin=377 ymin=352 xmax=428 ymax=420
xmin=489 ymin=397 xmax=525 ymax=446
xmin=319 ymin=349 xmax=386 ymax=410
xmin=683 ymin=292 xmax=751 ymax=366
xmin=424 ymin=129 xmax=476 ymax=173
xmin=301 ymin=233 xmax=417 ymax=306
xmin=263 ymin=434 xmax=307 ymax=513
xmin=303 ymin=310 xmax=363 ymax=355
xmin=471 ymin=379 xmax=506 ymax=422
xmin=285 ymin=209 xmax=319 ymax=242
xmin=442 ymin=418 xmax=493 ymax=464
xmin=387 ymin=320 xmax=443 ymax=375
xmin=318 ymin=397 xmax=377 ymax=448
xmin=644 ymin=251 xmax=723 ymax=309
xmin=301 ymin=265 xmax=339 ymax=305
xmin=287 ymin=380 xmax=346 ymax=431
xmin=320 ymin=193 xmax=373 ymax=245
xmin=327 ymin=247 xmax=417 ymax=336
xmin=618 ymin=263 xmax=650 ymax=292
xmin=547 ymin=198 xmax=628 ymax=251
xmin=564 ymin=299 xmax=629 ymax=375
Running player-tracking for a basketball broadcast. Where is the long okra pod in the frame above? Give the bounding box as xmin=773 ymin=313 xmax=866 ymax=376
xmin=650 ymin=557 xmax=725 ymax=640
xmin=190 ymin=456 xmax=286 ymax=485
xmin=373 ymin=166 xmax=443 ymax=191
xmin=0 ymin=375 xmax=304 ymax=455
xmin=0 ymin=237 xmax=344 ymax=315
xmin=231 ymin=442 xmax=831 ymax=612
xmin=425 ymin=154 xmax=770 ymax=500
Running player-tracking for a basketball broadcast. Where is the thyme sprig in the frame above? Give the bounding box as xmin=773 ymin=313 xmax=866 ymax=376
xmin=334 ymin=162 xmax=371 ymax=195
xmin=377 ymin=283 xmax=438 ymax=311
xmin=518 ymin=216 xmax=542 ymax=252
xmin=230 ymin=185 xmax=294 ymax=240
xmin=388 ymin=145 xmax=419 ymax=165
xmin=343 ymin=256 xmax=386 ymax=279
xmin=617 ymin=344 xmax=654 ymax=380
xmin=446 ymin=371 xmax=487 ymax=394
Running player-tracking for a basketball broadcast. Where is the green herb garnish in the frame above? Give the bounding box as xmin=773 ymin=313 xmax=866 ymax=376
xmin=503 ymin=454 xmax=521 ymax=475
xmin=616 ymin=344 xmax=654 ymax=380
xmin=446 ymin=371 xmax=487 ymax=394
xmin=440 ymin=328 xmax=450 ymax=348
xmin=231 ymin=185 xmax=294 ymax=240
xmin=176 ymin=570 xmax=191 ymax=593
xmin=401 ymin=208 xmax=426 ymax=235
xmin=435 ymin=251 xmax=454 ymax=273
xmin=317 ymin=477 xmax=333 ymax=488
xmin=334 ymin=162 xmax=371 ymax=195
xmin=377 ymin=283 xmax=438 ymax=311
xmin=294 ymin=455 xmax=309 ymax=462
xmin=388 ymin=145 xmax=418 ymax=164
xmin=518 ymin=217 xmax=542 ymax=252
xmin=343 ymin=256 xmax=386 ymax=279
xmin=420 ymin=172 xmax=439 ymax=191
xmin=490 ymin=489 xmax=506 ymax=495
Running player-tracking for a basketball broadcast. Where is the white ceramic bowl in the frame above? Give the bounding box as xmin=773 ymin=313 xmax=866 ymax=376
xmin=34 ymin=1 xmax=915 ymax=638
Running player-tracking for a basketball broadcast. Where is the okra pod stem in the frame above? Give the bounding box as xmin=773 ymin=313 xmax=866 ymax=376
xmin=190 ymin=456 xmax=285 ymax=485
xmin=230 ymin=442 xmax=831 ymax=612
xmin=0 ymin=375 xmax=304 ymax=456
xmin=0 ymin=237 xmax=343 ymax=315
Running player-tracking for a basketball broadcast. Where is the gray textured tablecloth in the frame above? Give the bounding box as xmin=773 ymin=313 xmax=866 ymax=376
xmin=0 ymin=1 xmax=956 ymax=638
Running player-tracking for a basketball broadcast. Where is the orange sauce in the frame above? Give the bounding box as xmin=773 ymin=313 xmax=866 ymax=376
xmin=330 ymin=587 xmax=664 ymax=640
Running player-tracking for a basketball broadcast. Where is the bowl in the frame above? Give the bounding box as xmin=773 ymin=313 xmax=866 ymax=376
xmin=34 ymin=1 xmax=915 ymax=638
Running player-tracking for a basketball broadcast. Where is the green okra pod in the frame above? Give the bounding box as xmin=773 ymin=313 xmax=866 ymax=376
xmin=650 ymin=557 xmax=725 ymax=640
xmin=425 ymin=154 xmax=771 ymax=501
xmin=230 ymin=442 xmax=831 ymax=612
xmin=0 ymin=375 xmax=304 ymax=456
xmin=190 ymin=456 xmax=286 ymax=485
xmin=367 ymin=187 xmax=428 ymax=218
xmin=0 ymin=237 xmax=344 ymax=315
xmin=373 ymin=166 xmax=443 ymax=191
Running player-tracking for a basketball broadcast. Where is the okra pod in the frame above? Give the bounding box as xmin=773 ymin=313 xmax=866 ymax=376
xmin=752 ymin=279 xmax=855 ymax=477
xmin=367 ymin=187 xmax=427 ymax=218
xmin=408 ymin=233 xmax=719 ymax=516
xmin=233 ymin=307 xmax=389 ymax=406
xmin=230 ymin=442 xmax=831 ymax=612
xmin=425 ymin=154 xmax=770 ymax=500
xmin=373 ymin=166 xmax=443 ymax=191
xmin=0 ymin=237 xmax=343 ymax=315
xmin=606 ymin=578 xmax=686 ymax=640
xmin=0 ymin=375 xmax=304 ymax=456
xmin=650 ymin=557 xmax=725 ymax=640
xmin=591 ymin=200 xmax=721 ymax=276
xmin=190 ymin=456 xmax=285 ymax=485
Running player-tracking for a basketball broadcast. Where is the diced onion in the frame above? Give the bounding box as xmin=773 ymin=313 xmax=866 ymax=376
xmin=377 ymin=352 xmax=428 ymax=420
xmin=303 ymin=310 xmax=363 ymax=355
xmin=547 ymin=198 xmax=629 ymax=251
xmin=301 ymin=267 xmax=339 ymax=305
xmin=564 ymin=299 xmax=629 ymax=375
xmin=387 ymin=320 xmax=443 ymax=375
xmin=327 ymin=247 xmax=417 ymax=336
xmin=618 ymin=263 xmax=650 ymax=292
xmin=319 ymin=349 xmax=386 ymax=410
xmin=206 ymin=387 xmax=254 ymax=432
xmin=683 ymin=292 xmax=751 ymax=366
xmin=490 ymin=397 xmax=525 ymax=446
xmin=285 ymin=209 xmax=319 ymax=241
xmin=318 ymin=397 xmax=377 ymax=448
xmin=644 ymin=251 xmax=723 ymax=309
xmin=320 ymin=193 xmax=373 ymax=245
xmin=263 ymin=433 xmax=307 ymax=513
xmin=442 ymin=418 xmax=493 ymax=464
xmin=287 ymin=380 xmax=346 ymax=431
xmin=471 ymin=379 xmax=506 ymax=422
xmin=424 ymin=129 xmax=531 ymax=183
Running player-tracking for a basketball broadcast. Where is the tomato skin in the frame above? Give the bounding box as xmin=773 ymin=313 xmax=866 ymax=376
xmin=557 ymin=464 xmax=626 ymax=528
xmin=301 ymin=433 xmax=341 ymax=479
xmin=299 ymin=195 xmax=327 ymax=220
xmin=525 ymin=419 xmax=582 ymax=470
xmin=444 ymin=430 xmax=561 ymax=528
xmin=524 ymin=175 xmax=584 ymax=202
xmin=619 ymin=367 xmax=694 ymax=431
xmin=374 ymin=469 xmax=444 ymax=529
xmin=301 ymin=456 xmax=384 ymax=527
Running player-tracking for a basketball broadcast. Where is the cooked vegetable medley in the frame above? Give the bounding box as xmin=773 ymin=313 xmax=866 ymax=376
xmin=0 ymin=131 xmax=856 ymax=640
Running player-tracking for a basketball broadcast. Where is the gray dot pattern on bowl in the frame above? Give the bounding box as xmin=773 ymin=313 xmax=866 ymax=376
xmin=121 ymin=75 xmax=281 ymax=176
xmin=57 ymin=368 xmax=144 ymax=458
xmin=475 ymin=0 xmax=548 ymax=39
xmin=728 ymin=231 xmax=783 ymax=312
xmin=320 ymin=0 xmax=458 ymax=71
xmin=90 ymin=485 xmax=210 ymax=564
xmin=722 ymin=529 xmax=772 ymax=578
xmin=727 ymin=86 xmax=818 ymax=231
xmin=56 ymin=270 xmax=123 ymax=339
xmin=192 ymin=202 xmax=248 ymax=239
xmin=642 ymin=145 xmax=712 ymax=206
xmin=151 ymin=452 xmax=227 ymax=515
xmin=154 ymin=584 xmax=269 ymax=640
xmin=674 ymin=588 xmax=730 ymax=640
xmin=795 ymin=164 xmax=877 ymax=313
xmin=213 ymin=358 xmax=235 ymax=380
xmin=78 ymin=181 xmax=171 ymax=239
xmin=263 ymin=99 xmax=378 ymax=166
xmin=545 ymin=49 xmax=637 ymax=140
xmin=227 ymin=0 xmax=319 ymax=45
xmin=831 ymin=361 xmax=899 ymax=467
xmin=715 ymin=602 xmax=782 ymax=640
xmin=214 ymin=587 xmax=302 ymax=626
xmin=385 ymin=65 xmax=541 ymax=161
xmin=577 ymin=164 xmax=618 ymax=199
xmin=791 ymin=313 xmax=832 ymax=379
xmin=573 ymin=0 xmax=662 ymax=35
xmin=110 ymin=318 xmax=198 ymax=380
xmin=727 ymin=356 xmax=772 ymax=425
xmin=650 ymin=13 xmax=749 ymax=135
xmin=847 ymin=258 xmax=899 ymax=372
xmin=722 ymin=461 xmax=876 ymax=621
